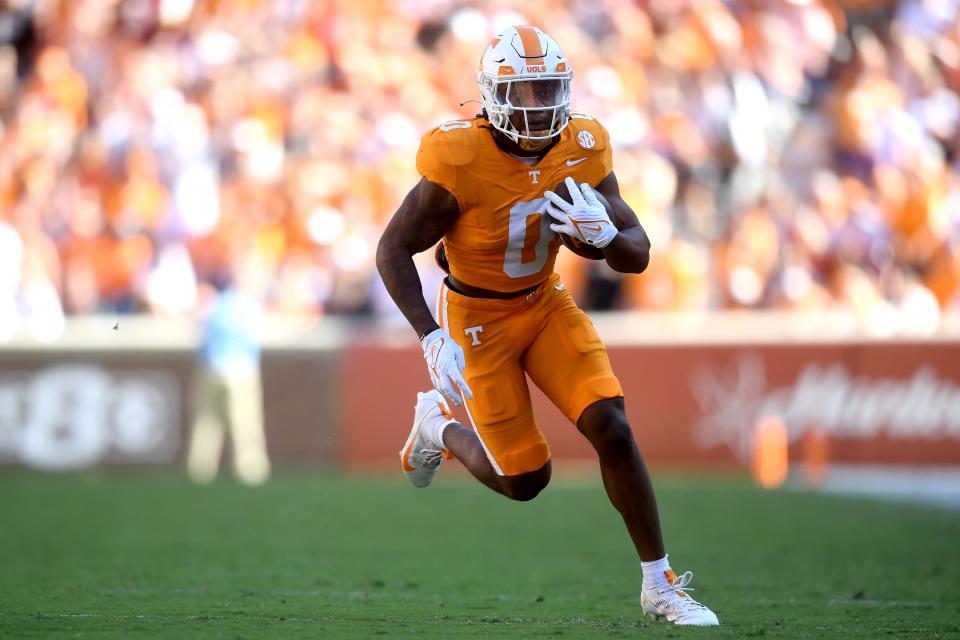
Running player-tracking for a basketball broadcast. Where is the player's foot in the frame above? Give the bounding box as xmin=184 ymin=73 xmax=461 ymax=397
xmin=641 ymin=569 xmax=719 ymax=626
xmin=399 ymin=390 xmax=455 ymax=488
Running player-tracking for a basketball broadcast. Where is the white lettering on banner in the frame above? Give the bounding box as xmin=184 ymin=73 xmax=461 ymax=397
xmin=690 ymin=355 xmax=960 ymax=460
xmin=0 ymin=365 xmax=179 ymax=471
xmin=20 ymin=366 xmax=112 ymax=470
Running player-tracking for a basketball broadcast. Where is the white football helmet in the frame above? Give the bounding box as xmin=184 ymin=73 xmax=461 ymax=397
xmin=477 ymin=26 xmax=573 ymax=146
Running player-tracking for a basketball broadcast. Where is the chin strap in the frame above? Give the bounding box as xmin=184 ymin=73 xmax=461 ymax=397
xmin=488 ymin=126 xmax=559 ymax=158
xmin=518 ymin=137 xmax=553 ymax=152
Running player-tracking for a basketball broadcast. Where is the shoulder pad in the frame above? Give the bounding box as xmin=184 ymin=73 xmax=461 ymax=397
xmin=419 ymin=119 xmax=483 ymax=167
xmin=567 ymin=112 xmax=609 ymax=152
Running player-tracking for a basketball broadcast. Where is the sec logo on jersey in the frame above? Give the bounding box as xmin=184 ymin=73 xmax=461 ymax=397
xmin=577 ymin=130 xmax=596 ymax=149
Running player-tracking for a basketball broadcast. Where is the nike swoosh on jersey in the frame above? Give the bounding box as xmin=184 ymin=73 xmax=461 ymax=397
xmin=566 ymin=157 xmax=587 ymax=166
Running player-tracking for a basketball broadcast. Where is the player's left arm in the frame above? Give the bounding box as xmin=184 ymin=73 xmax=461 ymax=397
xmin=595 ymin=171 xmax=651 ymax=274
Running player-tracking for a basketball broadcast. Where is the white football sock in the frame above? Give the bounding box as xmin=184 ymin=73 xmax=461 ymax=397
xmin=435 ymin=419 xmax=454 ymax=450
xmin=641 ymin=555 xmax=671 ymax=590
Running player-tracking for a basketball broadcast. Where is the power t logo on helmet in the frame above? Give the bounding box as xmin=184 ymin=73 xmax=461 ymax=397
xmin=477 ymin=26 xmax=573 ymax=151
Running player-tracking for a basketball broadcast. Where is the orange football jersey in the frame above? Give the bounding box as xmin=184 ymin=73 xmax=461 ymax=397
xmin=416 ymin=114 xmax=613 ymax=293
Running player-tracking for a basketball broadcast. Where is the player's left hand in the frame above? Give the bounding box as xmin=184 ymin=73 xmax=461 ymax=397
xmin=544 ymin=177 xmax=618 ymax=248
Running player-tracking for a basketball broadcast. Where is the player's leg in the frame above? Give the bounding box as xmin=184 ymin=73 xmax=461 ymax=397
xmin=440 ymin=339 xmax=551 ymax=500
xmin=577 ymin=403 xmax=717 ymax=625
xmin=434 ymin=280 xmax=552 ymax=500
xmin=520 ymin=288 xmax=664 ymax=555
xmin=401 ymin=371 xmax=551 ymax=500
xmin=523 ymin=279 xmax=718 ymax=625
xmin=576 ymin=397 xmax=663 ymax=560
xmin=441 ymin=422 xmax=551 ymax=500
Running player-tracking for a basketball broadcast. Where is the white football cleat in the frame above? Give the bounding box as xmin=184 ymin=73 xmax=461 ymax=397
xmin=399 ymin=390 xmax=455 ymax=488
xmin=641 ymin=570 xmax=719 ymax=626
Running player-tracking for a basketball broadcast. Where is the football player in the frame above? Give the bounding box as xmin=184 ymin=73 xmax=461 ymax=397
xmin=376 ymin=25 xmax=718 ymax=626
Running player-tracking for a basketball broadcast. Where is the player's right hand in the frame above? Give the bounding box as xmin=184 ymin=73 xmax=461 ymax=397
xmin=420 ymin=328 xmax=474 ymax=406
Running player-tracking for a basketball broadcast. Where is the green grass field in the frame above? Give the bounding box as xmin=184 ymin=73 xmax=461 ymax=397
xmin=1 ymin=470 xmax=957 ymax=639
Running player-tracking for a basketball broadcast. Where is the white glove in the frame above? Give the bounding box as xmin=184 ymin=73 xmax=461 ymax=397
xmin=544 ymin=177 xmax=618 ymax=249
xmin=421 ymin=328 xmax=474 ymax=406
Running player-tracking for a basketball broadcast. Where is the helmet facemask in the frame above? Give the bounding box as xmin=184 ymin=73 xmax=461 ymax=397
xmin=479 ymin=74 xmax=572 ymax=150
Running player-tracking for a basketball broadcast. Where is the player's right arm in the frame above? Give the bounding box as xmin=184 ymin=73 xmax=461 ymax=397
xmin=376 ymin=177 xmax=460 ymax=338
xmin=377 ymin=177 xmax=473 ymax=405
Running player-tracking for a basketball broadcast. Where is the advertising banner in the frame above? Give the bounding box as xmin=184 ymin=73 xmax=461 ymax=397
xmin=0 ymin=362 xmax=180 ymax=470
xmin=341 ymin=342 xmax=960 ymax=469
xmin=0 ymin=350 xmax=341 ymax=471
xmin=2 ymin=332 xmax=958 ymax=470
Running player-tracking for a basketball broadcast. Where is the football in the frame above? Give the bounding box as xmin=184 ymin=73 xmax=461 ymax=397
xmin=551 ymin=179 xmax=609 ymax=260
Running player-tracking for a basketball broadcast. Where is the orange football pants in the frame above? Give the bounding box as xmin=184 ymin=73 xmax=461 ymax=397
xmin=436 ymin=272 xmax=623 ymax=476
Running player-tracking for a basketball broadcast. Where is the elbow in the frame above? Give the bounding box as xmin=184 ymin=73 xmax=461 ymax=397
xmin=622 ymin=253 xmax=649 ymax=275
xmin=633 ymin=237 xmax=651 ymax=273
xmin=612 ymin=244 xmax=649 ymax=274
xmin=608 ymin=254 xmax=648 ymax=275
xmin=375 ymin=235 xmax=394 ymax=278
xmin=376 ymin=233 xmax=416 ymax=278
xmin=634 ymin=246 xmax=650 ymax=274
xmin=607 ymin=231 xmax=650 ymax=274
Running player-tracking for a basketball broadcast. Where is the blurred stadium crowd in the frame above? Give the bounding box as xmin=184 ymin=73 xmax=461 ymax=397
xmin=0 ymin=0 xmax=958 ymax=340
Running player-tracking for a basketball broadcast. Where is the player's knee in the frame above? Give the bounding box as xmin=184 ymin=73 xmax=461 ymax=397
xmin=578 ymin=399 xmax=636 ymax=457
xmin=503 ymin=479 xmax=548 ymax=501
xmin=598 ymin=418 xmax=636 ymax=460
xmin=499 ymin=462 xmax=551 ymax=501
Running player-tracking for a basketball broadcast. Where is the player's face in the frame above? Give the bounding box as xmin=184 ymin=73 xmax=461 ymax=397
xmin=496 ymin=79 xmax=567 ymax=139
xmin=497 ymin=79 xmax=566 ymax=109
